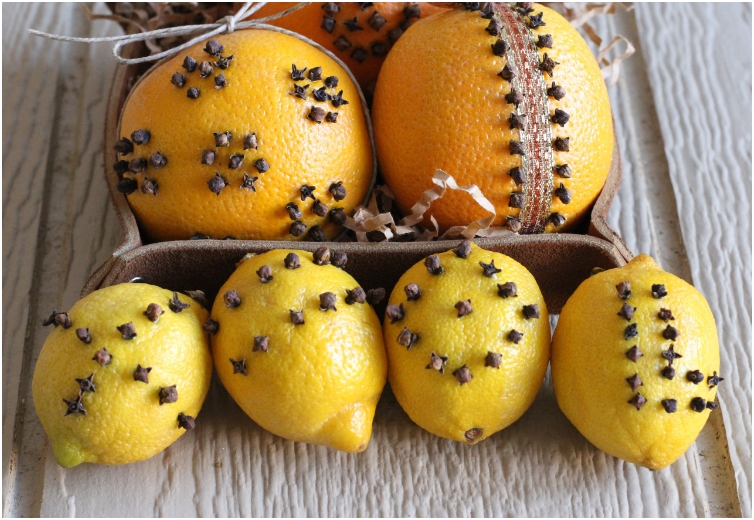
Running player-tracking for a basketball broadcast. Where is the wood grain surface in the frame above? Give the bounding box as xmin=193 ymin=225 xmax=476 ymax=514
xmin=2 ymin=3 xmax=750 ymax=517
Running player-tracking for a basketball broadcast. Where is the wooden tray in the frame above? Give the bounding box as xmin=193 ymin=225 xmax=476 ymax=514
xmin=83 ymin=51 xmax=632 ymax=313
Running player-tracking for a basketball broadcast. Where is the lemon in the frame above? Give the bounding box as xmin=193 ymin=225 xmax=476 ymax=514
xmin=551 ymin=254 xmax=722 ymax=469
xmin=210 ymin=248 xmax=387 ymax=452
xmin=384 ymin=241 xmax=550 ymax=444
xmin=32 ymin=284 xmax=213 ymax=467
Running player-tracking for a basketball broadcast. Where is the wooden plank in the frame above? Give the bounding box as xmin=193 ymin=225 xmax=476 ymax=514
xmin=635 ymin=4 xmax=752 ymax=516
xmin=2 ymin=3 xmax=123 ymax=516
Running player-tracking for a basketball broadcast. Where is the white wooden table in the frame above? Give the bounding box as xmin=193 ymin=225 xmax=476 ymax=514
xmin=3 ymin=3 xmax=751 ymax=517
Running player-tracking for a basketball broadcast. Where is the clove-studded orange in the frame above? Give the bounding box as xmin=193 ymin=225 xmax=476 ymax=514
xmin=32 ymin=284 xmax=213 ymax=467
xmin=384 ymin=241 xmax=550 ymax=443
xmin=551 ymin=254 xmax=722 ymax=469
xmin=210 ymin=249 xmax=387 ymax=452
xmin=249 ymin=2 xmax=448 ymax=89
xmin=117 ymin=29 xmax=374 ymax=242
xmin=373 ymin=3 xmax=613 ymax=234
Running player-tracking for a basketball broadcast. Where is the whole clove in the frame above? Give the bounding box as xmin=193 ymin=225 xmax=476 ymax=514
xmin=658 ymin=308 xmax=675 ymax=322
xmin=329 ymin=181 xmax=347 ymax=201
xmin=615 ymin=281 xmax=631 ymax=299
xmin=332 ymin=251 xmax=348 ymax=269
xmin=128 ymin=158 xmax=147 ymax=174
xmin=385 ymin=303 xmax=405 ymax=323
xmin=131 ymin=129 xmax=150 ymax=145
xmin=455 ymin=299 xmax=472 ymax=318
xmin=398 ymin=327 xmax=419 ymax=349
xmin=313 ymin=246 xmax=331 ymax=265
xmin=547 ymin=81 xmax=565 ymax=100
xmin=230 ymin=358 xmax=247 ymax=376
xmin=624 ymin=323 xmax=638 ymax=340
xmin=113 ymin=160 xmax=129 ymax=177
xmin=244 ymin=133 xmax=258 ymax=150
xmin=159 ymin=385 xmax=178 ymax=405
xmin=554 ymin=137 xmax=570 ymax=152
xmin=661 ymin=345 xmax=682 ymax=364
xmin=626 ymin=345 xmax=643 ymax=362
xmin=509 ymin=167 xmax=526 ymax=185
xmin=505 ymin=88 xmax=524 ymax=107
xmin=117 ymin=322 xmax=137 ymax=340
xmin=183 ymin=55 xmax=197 ymax=72
xmin=286 ymin=202 xmax=303 ymax=220
xmin=661 ymin=366 xmax=676 ymax=380
xmin=366 ymin=288 xmax=385 ymax=305
xmin=308 ymin=225 xmax=327 ymax=242
xmin=522 ymin=304 xmax=540 ymax=319
xmin=178 ymin=413 xmax=196 ymax=430
xmin=369 ymin=11 xmax=387 ymax=31
xmin=325 ymin=76 xmax=339 ymax=88
xmin=345 ymin=287 xmax=367 ymax=305
xmin=149 ymin=152 xmax=167 ymax=169
xmin=144 ymin=303 xmax=164 ymax=322
xmin=290 ymin=221 xmax=307 ymax=237
xmin=506 ymin=216 xmax=522 ymax=232
xmin=214 ymin=74 xmax=227 ymax=89
xmin=204 ymin=39 xmax=223 ymax=57
xmin=43 ymin=310 xmax=72 ymax=328
xmin=301 ymin=185 xmax=316 ymax=201
xmin=171 ymin=72 xmax=186 ymax=88
xmin=284 ymin=252 xmax=301 ymax=269
xmin=492 ymin=39 xmax=509 ymax=57
xmin=203 ymin=318 xmax=219 ymax=335
xmin=388 ymin=28 xmax=403 ymax=43
xmin=508 ymin=113 xmax=526 ymax=130
xmin=224 ymin=290 xmax=241 ymax=308
xmin=539 ymin=53 xmax=559 ymax=77
xmin=426 ymin=352 xmax=448 ymax=373
xmin=290 ymin=83 xmax=310 ymax=99
xmin=76 ymin=373 xmax=95 ymax=393
xmin=425 ymin=255 xmax=444 ymax=275
xmin=480 ymin=259 xmax=502 ymax=277
xmin=453 ymin=365 xmax=473 ymax=385
xmin=661 ymin=399 xmax=677 ymax=413
xmin=706 ymin=401 xmax=719 ymax=410
xmin=208 ymin=173 xmax=229 ymax=195
xmin=404 ymin=283 xmax=421 ymax=301
xmin=617 ymin=302 xmax=636 ymax=321
xmin=663 ymin=325 xmax=679 ymax=340
xmin=551 ymin=108 xmax=570 ymax=127
xmin=707 ymin=371 xmax=724 ymax=388
xmin=509 ymin=140 xmax=525 ymax=155
xmin=325 ymin=112 xmax=338 ymax=123
xmin=626 ymin=373 xmax=643 ymax=391
xmin=628 ymin=392 xmax=647 ymax=410
xmin=199 ymin=61 xmax=214 ymax=78
xmin=313 ymin=86 xmax=330 ymax=102
xmin=134 ymin=364 xmax=151 ymax=383
xmin=548 ymin=212 xmax=566 ymax=227
xmin=169 ymin=292 xmax=190 ymax=312
xmin=312 ymin=199 xmax=328 ymax=217
xmin=334 ymin=36 xmax=352 ymax=51
xmin=485 ymin=351 xmax=502 ymax=369
xmin=527 ymin=11 xmax=545 ymax=28
xmin=351 ymin=46 xmax=368 ymax=63
xmin=498 ymin=63 xmax=517 ymax=82
xmin=343 ymin=16 xmax=364 ymax=31
xmin=331 ymin=90 xmax=349 ymax=107
xmin=686 ymin=370 xmax=704 ymax=384
xmin=321 ymin=15 xmax=336 ymax=33
xmin=253 ymin=335 xmax=269 ymax=353
xmin=240 ymin=174 xmax=258 ymax=191
xmin=454 ymin=239 xmax=472 ymax=258
xmin=92 ymin=348 xmax=112 ymax=366
xmin=509 ymin=192 xmax=525 ymax=208
xmin=486 ymin=18 xmax=502 ymax=36
xmin=63 ymin=396 xmax=86 ymax=416
xmin=290 ymin=309 xmax=305 ymax=324
xmin=319 ymin=292 xmax=337 ymax=311
xmin=201 ymin=150 xmax=216 ymax=165
xmin=187 ymin=87 xmax=201 ymax=99
xmin=256 ymin=264 xmax=273 ymax=283
xmin=497 ymin=282 xmax=518 ymax=298
xmin=652 ymin=284 xmax=668 ymax=299
xmin=76 ymin=327 xmax=91 ymax=344
xmin=507 ymin=329 xmax=523 ymax=344
xmin=690 ymin=397 xmax=706 ymax=413
xmin=329 ymin=207 xmax=347 ymax=225
xmin=141 ymin=178 xmax=158 ymax=196
xmin=214 ymin=131 xmax=231 ymax=147
xmin=537 ymin=34 xmax=553 ymax=48
xmin=554 ymin=164 xmax=572 ymax=178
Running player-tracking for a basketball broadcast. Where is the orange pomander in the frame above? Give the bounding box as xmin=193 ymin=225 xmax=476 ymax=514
xmin=373 ymin=3 xmax=614 ymax=234
xmin=116 ymin=29 xmax=374 ymax=242
xmin=249 ymin=2 xmax=447 ymax=89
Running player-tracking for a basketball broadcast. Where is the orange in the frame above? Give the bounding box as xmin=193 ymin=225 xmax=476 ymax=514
xmin=117 ymin=29 xmax=374 ymax=242
xmin=250 ymin=3 xmax=447 ymax=89
xmin=373 ymin=4 xmax=614 ymax=234
xmin=551 ymin=255 xmax=722 ymax=469
xmin=210 ymin=249 xmax=387 ymax=452
xmin=384 ymin=241 xmax=550 ymax=443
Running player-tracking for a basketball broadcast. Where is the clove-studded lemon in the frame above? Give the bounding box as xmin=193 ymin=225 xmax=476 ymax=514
xmin=116 ymin=29 xmax=373 ymax=242
xmin=373 ymin=3 xmax=613 ymax=234
xmin=210 ymin=248 xmax=387 ymax=452
xmin=32 ymin=284 xmax=213 ymax=467
xmin=551 ymin=254 xmax=722 ymax=470
xmin=384 ymin=240 xmax=550 ymax=443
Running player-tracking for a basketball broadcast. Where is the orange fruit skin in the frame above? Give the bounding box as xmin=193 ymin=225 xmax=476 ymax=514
xmin=372 ymin=4 xmax=614 ymax=233
xmin=119 ymin=29 xmax=373 ymax=242
xmin=250 ymin=3 xmax=447 ymax=89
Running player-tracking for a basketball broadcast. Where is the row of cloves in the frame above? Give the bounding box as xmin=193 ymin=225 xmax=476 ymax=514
xmin=289 ymin=64 xmax=347 ymax=124
xmin=172 ymin=40 xmax=235 ymax=99
xmin=286 ymin=183 xmax=348 ymax=238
